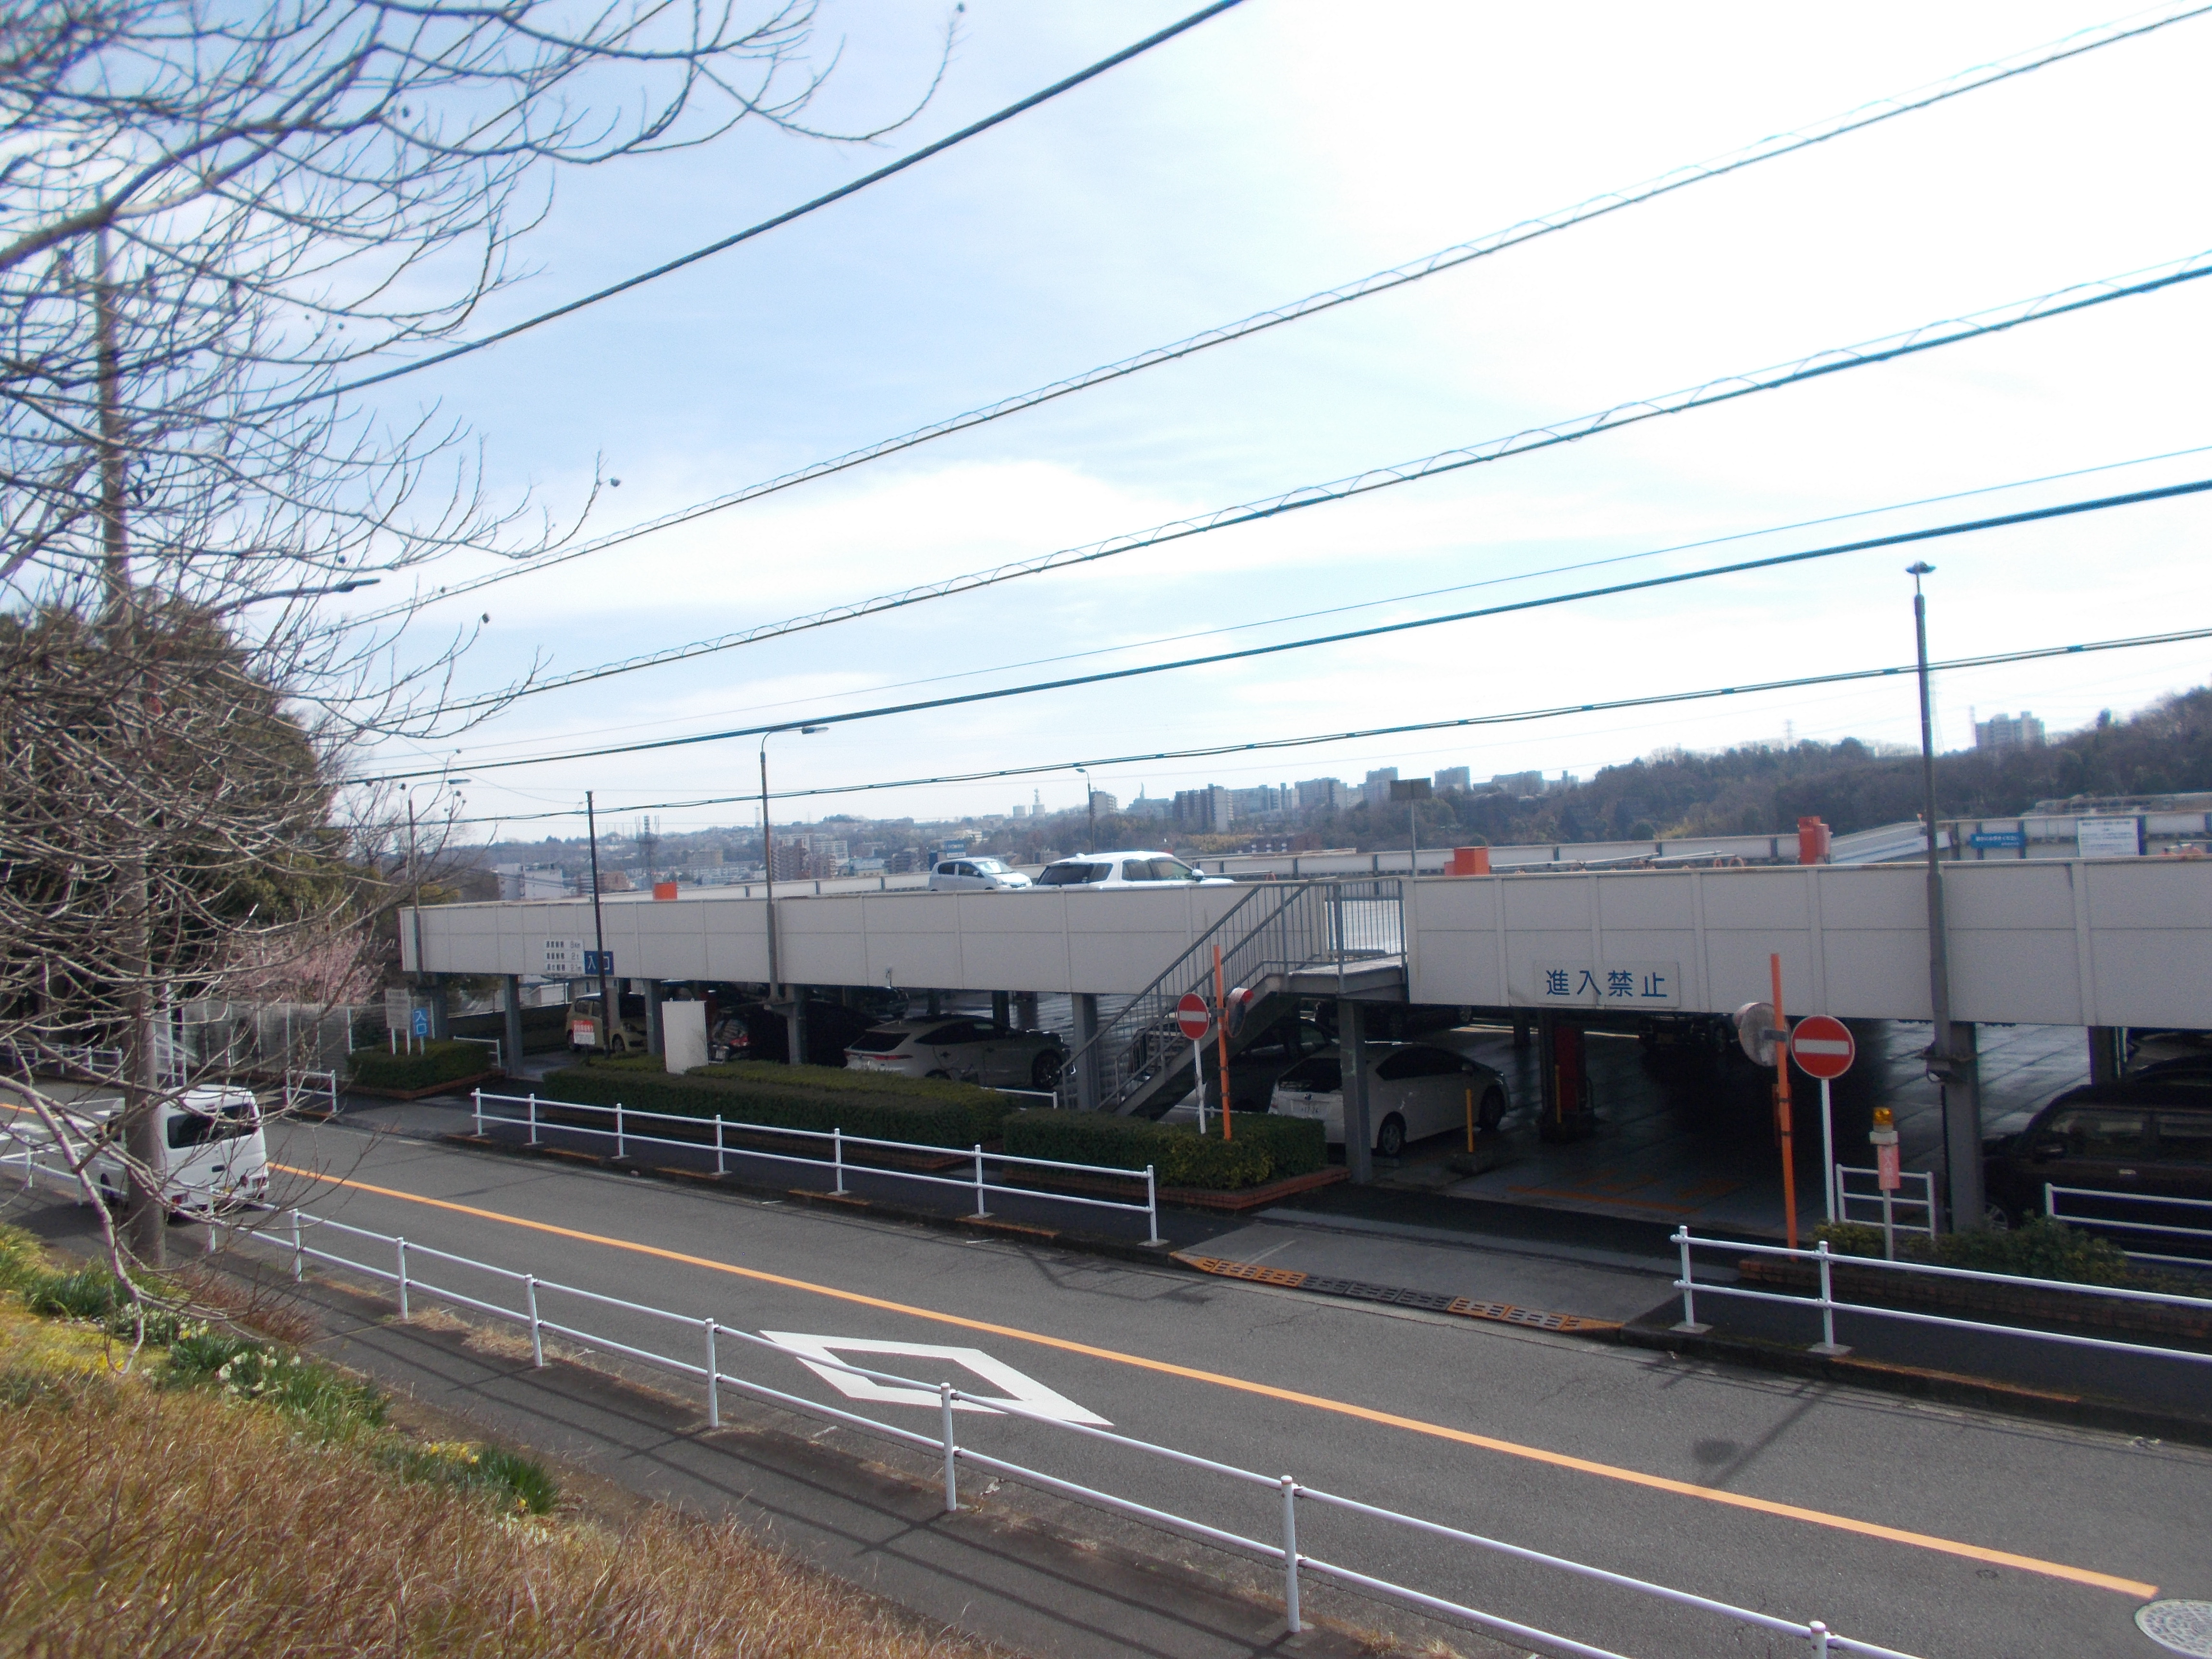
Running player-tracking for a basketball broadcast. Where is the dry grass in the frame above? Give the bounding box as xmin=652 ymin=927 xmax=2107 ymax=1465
xmin=0 ymin=1236 xmax=1009 ymax=1659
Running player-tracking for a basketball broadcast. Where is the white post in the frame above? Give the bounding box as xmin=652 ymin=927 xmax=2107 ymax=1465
xmin=1811 ymin=1239 xmax=1847 ymax=1356
xmin=1810 ymin=1620 xmax=1831 ymax=1655
xmin=1145 ymin=1165 xmax=1160 ymax=1247
xmin=1881 ymin=1186 xmax=1897 ymax=1262
xmin=1672 ymin=1226 xmax=1708 ymax=1333
xmin=615 ymin=1100 xmax=625 ymax=1161
xmin=472 ymin=1087 xmax=483 ymax=1137
xmin=833 ymin=1127 xmax=846 ymax=1195
xmin=973 ymin=1145 xmax=987 ymax=1217
xmin=1193 ymin=1035 xmax=1207 ymax=1134
xmin=525 ymin=1275 xmax=543 ymax=1367
xmin=939 ymin=1382 xmax=959 ymax=1512
xmin=1819 ymin=1076 xmax=1835 ymax=1226
xmin=703 ymin=1320 xmax=720 ymax=1428
xmin=528 ymin=1093 xmax=539 ymax=1146
xmin=289 ymin=1210 xmax=304 ymax=1283
xmin=715 ymin=1113 xmax=726 ymax=1176
xmin=1280 ymin=1475 xmax=1302 ymax=1633
xmin=396 ymin=1237 xmax=410 ymax=1320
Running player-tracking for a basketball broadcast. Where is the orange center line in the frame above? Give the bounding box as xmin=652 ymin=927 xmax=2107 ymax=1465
xmin=269 ymin=1160 xmax=2156 ymax=1600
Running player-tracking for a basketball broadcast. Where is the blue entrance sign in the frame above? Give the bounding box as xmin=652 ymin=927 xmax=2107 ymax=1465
xmin=410 ymin=1007 xmax=430 ymax=1038
xmin=582 ymin=950 xmax=615 ymax=975
xmin=1968 ymin=830 xmax=2026 ymax=850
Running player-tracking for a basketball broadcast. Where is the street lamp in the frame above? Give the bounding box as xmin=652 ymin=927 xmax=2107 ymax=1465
xmin=1074 ymin=763 xmax=1097 ymax=854
xmin=759 ymin=725 xmax=825 ymax=989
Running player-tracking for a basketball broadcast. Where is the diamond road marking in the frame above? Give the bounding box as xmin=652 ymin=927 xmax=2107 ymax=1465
xmin=761 ymin=1331 xmax=1111 ymax=1425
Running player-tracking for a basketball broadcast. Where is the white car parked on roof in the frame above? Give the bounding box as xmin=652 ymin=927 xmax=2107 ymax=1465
xmin=926 ymin=856 xmax=1032 ymax=891
xmin=1031 ymin=850 xmax=1234 ymax=889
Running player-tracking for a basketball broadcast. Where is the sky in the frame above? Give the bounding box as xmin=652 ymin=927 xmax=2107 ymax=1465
xmin=339 ymin=1 xmax=2212 ymax=842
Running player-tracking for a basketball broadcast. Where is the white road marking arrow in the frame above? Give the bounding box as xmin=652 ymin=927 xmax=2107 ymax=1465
xmin=761 ymin=1331 xmax=1111 ymax=1426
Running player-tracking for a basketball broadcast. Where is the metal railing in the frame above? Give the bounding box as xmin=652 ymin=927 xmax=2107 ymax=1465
xmin=1055 ymin=878 xmax=1403 ymax=1115
xmin=470 ymin=1090 xmax=1160 ymax=1245
xmin=194 ymin=1198 xmax=1913 ymax=1659
xmin=284 ymin=1070 xmax=338 ymax=1117
xmin=2044 ymin=1184 xmax=2212 ymax=1270
xmin=1833 ymin=1165 xmax=1938 ymax=1241
xmin=452 ymin=1035 xmax=503 ymax=1071
xmin=1671 ymin=1228 xmax=2212 ymax=1366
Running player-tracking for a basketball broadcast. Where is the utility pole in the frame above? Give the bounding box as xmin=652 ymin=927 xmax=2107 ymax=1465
xmin=587 ymin=791 xmax=612 ymax=1049
xmin=89 ymin=228 xmax=165 ymax=1269
xmin=1907 ymin=563 xmax=1983 ymax=1229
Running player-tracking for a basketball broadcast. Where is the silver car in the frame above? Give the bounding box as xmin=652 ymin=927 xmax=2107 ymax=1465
xmin=927 ymin=857 xmax=1033 ymax=892
xmin=844 ymin=1018 xmax=1067 ymax=1090
xmin=1270 ymin=1043 xmax=1509 ymax=1157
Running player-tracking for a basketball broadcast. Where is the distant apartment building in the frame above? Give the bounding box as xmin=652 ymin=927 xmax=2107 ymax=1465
xmin=1295 ymin=777 xmax=1343 ymax=814
xmin=1126 ymin=791 xmax=1172 ymax=819
xmin=1089 ymin=790 xmax=1119 ymax=815
xmin=1173 ymin=785 xmax=1232 ymax=833
xmin=1228 ymin=784 xmax=1283 ymax=819
xmin=1975 ymin=710 xmax=2046 ymax=753
xmin=1433 ymin=766 xmax=1471 ymax=793
xmin=1361 ymin=767 xmax=1399 ymax=808
xmin=1491 ymin=770 xmax=1544 ymax=796
xmin=493 ymin=864 xmax=568 ymax=901
xmin=769 ymin=843 xmax=808 ymax=881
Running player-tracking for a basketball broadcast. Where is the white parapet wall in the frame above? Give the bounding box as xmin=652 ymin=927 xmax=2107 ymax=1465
xmin=405 ymin=856 xmax=2212 ymax=1026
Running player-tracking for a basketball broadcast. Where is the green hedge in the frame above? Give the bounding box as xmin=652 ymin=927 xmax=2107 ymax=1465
xmin=347 ymin=1040 xmax=495 ymax=1091
xmin=1816 ymin=1216 xmax=2138 ymax=1288
xmin=540 ymin=1061 xmax=1011 ymax=1148
xmin=1000 ymin=1108 xmax=1324 ymax=1190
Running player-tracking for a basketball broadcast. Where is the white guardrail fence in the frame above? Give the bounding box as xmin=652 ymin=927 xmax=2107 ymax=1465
xmin=204 ymin=1195 xmax=1911 ymax=1659
xmin=468 ymin=1090 xmax=1161 ymax=1245
xmin=1671 ymin=1229 xmax=2212 ymax=1366
xmin=1832 ymin=1165 xmax=1938 ymax=1242
xmin=2042 ymin=1184 xmax=2212 ymax=1271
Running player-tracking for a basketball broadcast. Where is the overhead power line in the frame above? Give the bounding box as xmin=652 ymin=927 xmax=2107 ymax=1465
xmin=366 ymin=0 xmax=2212 ymax=625
xmin=356 ymin=473 xmax=2212 ymax=781
xmin=420 ymin=250 xmax=2212 ymax=714
xmin=441 ymin=622 xmax=2212 ymax=827
xmin=304 ymin=1 xmax=1249 ymax=408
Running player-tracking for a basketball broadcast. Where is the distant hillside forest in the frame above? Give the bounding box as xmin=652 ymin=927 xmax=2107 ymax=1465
xmin=1272 ymin=686 xmax=2212 ymax=852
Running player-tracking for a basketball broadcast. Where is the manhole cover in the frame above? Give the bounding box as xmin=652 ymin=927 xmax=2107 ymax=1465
xmin=2139 ymin=1601 xmax=2212 ymax=1657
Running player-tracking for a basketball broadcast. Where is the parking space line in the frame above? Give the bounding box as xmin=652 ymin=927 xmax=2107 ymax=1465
xmin=270 ymin=1160 xmax=2158 ymax=1599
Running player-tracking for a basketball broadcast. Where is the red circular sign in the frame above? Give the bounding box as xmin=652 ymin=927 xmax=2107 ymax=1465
xmin=1789 ymin=1015 xmax=1856 ymax=1080
xmin=1175 ymin=993 xmax=1212 ymax=1042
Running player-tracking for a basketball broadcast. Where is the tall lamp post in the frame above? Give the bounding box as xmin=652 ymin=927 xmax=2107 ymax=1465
xmin=1906 ymin=562 xmax=1982 ymax=1229
xmin=1075 ymin=763 xmax=1097 ymax=854
xmin=759 ymin=725 xmax=825 ymax=990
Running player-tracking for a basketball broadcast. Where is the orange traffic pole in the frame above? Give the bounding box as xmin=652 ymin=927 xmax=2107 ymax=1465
xmin=1771 ymin=951 xmax=1797 ymax=1250
xmin=1214 ymin=945 xmax=1232 ymax=1141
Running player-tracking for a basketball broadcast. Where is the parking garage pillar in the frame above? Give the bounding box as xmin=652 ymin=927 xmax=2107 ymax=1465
xmin=502 ymin=975 xmax=524 ymax=1073
xmin=645 ymin=980 xmax=664 ymax=1058
xmin=992 ymin=991 xmax=1010 ymax=1029
xmin=1512 ymin=1013 xmax=1532 ymax=1050
xmin=1341 ymin=1001 xmax=1374 ymax=1184
xmin=786 ymin=989 xmax=808 ymax=1067
xmin=1013 ymin=992 xmax=1039 ymax=1029
xmin=1073 ymin=994 xmax=1101 ymax=1112
xmin=2088 ymin=1025 xmax=2125 ymax=1086
xmin=1941 ymin=1021 xmax=1985 ymax=1229
xmin=427 ymin=976 xmax=450 ymax=1041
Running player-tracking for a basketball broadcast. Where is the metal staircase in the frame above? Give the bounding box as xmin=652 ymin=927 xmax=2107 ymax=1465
xmin=1054 ymin=878 xmax=1405 ymax=1118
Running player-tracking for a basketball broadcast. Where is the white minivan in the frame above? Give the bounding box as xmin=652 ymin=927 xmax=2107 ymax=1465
xmin=86 ymin=1086 xmax=271 ymax=1219
xmin=1032 ymin=850 xmax=1235 ymax=889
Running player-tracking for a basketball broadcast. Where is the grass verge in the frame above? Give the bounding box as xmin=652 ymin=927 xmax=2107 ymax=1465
xmin=0 ymin=1225 xmax=1004 ymax=1658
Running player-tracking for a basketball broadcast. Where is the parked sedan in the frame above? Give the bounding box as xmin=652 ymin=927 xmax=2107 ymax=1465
xmin=1032 ymin=850 xmax=1235 ymax=889
xmin=1270 ymin=1043 xmax=1509 ymax=1157
xmin=926 ymin=857 xmax=1033 ymax=892
xmin=844 ymin=1018 xmax=1067 ymax=1090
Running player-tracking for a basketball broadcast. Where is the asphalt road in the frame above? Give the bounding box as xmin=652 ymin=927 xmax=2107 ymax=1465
xmin=262 ymin=1120 xmax=2204 ymax=1659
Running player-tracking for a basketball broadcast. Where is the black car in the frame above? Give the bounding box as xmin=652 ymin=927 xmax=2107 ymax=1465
xmin=1983 ymin=1084 xmax=2212 ymax=1245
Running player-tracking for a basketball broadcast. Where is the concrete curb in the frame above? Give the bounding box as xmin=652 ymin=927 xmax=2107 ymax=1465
xmin=1175 ymin=1251 xmax=1622 ymax=1335
xmin=1621 ymin=1318 xmax=2212 ymax=1449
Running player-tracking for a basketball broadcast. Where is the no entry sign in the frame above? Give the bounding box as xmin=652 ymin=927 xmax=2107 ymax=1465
xmin=1790 ymin=1015 xmax=1856 ymax=1080
xmin=1175 ymin=992 xmax=1212 ymax=1042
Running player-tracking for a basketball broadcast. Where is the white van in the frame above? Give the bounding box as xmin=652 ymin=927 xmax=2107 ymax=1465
xmin=87 ymin=1086 xmax=271 ymax=1218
